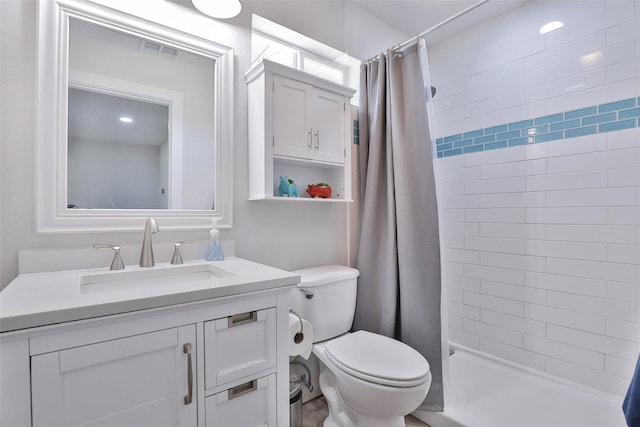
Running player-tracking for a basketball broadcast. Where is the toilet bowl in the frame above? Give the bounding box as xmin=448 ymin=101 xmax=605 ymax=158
xmin=290 ymin=265 xmax=432 ymax=427
xmin=314 ymin=331 xmax=431 ymax=427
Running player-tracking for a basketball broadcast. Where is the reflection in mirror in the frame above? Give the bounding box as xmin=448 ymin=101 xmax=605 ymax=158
xmin=68 ymin=18 xmax=215 ymax=210
xmin=68 ymin=88 xmax=169 ymax=209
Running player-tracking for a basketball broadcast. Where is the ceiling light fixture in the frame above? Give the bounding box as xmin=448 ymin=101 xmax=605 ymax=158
xmin=539 ymin=21 xmax=564 ymax=35
xmin=192 ymin=0 xmax=242 ymax=19
xmin=119 ymin=116 xmax=133 ymax=123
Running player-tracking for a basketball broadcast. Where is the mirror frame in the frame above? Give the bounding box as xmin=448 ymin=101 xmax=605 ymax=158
xmin=36 ymin=0 xmax=234 ymax=233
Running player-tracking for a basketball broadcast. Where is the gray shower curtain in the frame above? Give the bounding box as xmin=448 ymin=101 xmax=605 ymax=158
xmin=353 ymin=39 xmax=443 ymax=411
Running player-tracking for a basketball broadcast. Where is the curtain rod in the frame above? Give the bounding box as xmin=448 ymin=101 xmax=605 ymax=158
xmin=368 ymin=0 xmax=489 ymax=62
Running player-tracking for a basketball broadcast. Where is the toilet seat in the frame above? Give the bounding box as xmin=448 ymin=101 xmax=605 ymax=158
xmin=324 ymin=330 xmax=431 ymax=388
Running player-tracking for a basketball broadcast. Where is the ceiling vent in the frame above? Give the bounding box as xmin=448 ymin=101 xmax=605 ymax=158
xmin=139 ymin=40 xmax=179 ymax=59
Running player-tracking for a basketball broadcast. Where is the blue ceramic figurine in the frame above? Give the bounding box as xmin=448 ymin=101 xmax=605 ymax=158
xmin=278 ymin=176 xmax=298 ymax=197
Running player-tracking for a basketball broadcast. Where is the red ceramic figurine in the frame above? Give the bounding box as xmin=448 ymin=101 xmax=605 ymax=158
xmin=306 ymin=183 xmax=332 ymax=198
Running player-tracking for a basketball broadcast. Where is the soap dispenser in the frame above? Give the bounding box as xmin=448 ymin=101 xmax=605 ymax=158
xmin=205 ymin=218 xmax=224 ymax=261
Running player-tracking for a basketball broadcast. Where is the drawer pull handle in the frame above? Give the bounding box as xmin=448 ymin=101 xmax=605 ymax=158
xmin=228 ymin=311 xmax=257 ymax=327
xmin=228 ymin=380 xmax=257 ymax=400
xmin=183 ymin=343 xmax=193 ymax=405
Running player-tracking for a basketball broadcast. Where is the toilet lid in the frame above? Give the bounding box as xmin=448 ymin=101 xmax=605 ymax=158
xmin=324 ymin=330 xmax=431 ymax=387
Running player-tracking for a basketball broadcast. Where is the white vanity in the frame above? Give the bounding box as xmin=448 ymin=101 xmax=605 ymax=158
xmin=0 ymin=257 xmax=299 ymax=427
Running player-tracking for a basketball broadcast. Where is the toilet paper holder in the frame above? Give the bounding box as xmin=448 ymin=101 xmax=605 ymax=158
xmin=289 ymin=308 xmax=305 ymax=344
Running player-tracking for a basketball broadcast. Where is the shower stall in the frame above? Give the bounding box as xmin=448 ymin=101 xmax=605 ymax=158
xmin=413 ymin=0 xmax=640 ymax=425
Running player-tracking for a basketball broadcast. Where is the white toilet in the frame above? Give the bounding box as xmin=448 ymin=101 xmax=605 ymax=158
xmin=290 ymin=265 xmax=432 ymax=427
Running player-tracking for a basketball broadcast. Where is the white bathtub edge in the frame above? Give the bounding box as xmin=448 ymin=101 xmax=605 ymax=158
xmin=448 ymin=342 xmax=624 ymax=402
xmin=410 ymin=341 xmax=626 ymax=427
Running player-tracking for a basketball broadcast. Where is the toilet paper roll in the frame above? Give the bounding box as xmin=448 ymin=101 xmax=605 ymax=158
xmin=288 ymin=312 xmax=313 ymax=359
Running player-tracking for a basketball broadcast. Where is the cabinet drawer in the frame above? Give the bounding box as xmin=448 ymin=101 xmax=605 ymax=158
xmin=205 ymin=374 xmax=276 ymax=427
xmin=204 ymin=307 xmax=276 ymax=388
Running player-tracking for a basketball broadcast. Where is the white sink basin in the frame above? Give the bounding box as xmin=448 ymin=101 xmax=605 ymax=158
xmin=80 ymin=262 xmax=234 ymax=286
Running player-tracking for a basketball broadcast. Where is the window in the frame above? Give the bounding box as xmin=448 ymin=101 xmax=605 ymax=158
xmin=251 ymin=14 xmax=359 ymax=91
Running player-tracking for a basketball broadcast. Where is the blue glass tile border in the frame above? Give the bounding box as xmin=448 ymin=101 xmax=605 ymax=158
xmin=436 ymin=98 xmax=640 ymax=158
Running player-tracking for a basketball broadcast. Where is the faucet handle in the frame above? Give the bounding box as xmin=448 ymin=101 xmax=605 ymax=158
xmin=93 ymin=244 xmax=125 ymax=270
xmin=171 ymin=240 xmax=196 ymax=265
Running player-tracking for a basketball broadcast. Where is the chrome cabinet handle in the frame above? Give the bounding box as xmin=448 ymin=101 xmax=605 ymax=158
xmin=228 ymin=380 xmax=257 ymax=400
xmin=183 ymin=343 xmax=193 ymax=405
xmin=307 ymin=129 xmax=313 ymax=149
xmin=314 ymin=130 xmax=320 ymax=151
xmin=228 ymin=311 xmax=257 ymax=328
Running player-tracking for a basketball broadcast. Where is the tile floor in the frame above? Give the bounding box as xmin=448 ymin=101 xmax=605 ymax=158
xmin=301 ymin=396 xmax=431 ymax=427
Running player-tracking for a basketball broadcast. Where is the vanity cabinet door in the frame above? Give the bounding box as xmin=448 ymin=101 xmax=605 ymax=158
xmin=31 ymin=326 xmax=197 ymax=427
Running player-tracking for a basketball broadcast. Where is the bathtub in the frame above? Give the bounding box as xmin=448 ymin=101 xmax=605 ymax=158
xmin=412 ymin=345 xmax=627 ymax=427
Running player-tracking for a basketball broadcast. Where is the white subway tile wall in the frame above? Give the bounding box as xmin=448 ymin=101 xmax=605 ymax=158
xmin=430 ymin=0 xmax=640 ymax=396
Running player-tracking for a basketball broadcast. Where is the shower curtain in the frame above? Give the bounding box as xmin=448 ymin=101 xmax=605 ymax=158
xmin=353 ymin=39 xmax=443 ymax=411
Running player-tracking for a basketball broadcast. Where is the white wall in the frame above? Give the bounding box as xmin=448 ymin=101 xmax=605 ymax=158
xmin=429 ymin=0 xmax=640 ymax=396
xmin=0 ymin=0 xmax=401 ymax=287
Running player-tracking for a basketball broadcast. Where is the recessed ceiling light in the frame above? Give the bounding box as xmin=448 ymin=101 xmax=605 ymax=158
xmin=192 ymin=0 xmax=241 ymax=19
xmin=119 ymin=116 xmax=133 ymax=123
xmin=540 ymin=21 xmax=564 ymax=35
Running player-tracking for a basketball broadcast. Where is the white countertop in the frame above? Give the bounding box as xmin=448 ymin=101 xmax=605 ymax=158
xmin=0 ymin=257 xmax=300 ymax=333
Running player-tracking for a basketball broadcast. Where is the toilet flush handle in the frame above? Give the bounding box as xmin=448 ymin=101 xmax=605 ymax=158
xmin=299 ymin=289 xmax=314 ymax=299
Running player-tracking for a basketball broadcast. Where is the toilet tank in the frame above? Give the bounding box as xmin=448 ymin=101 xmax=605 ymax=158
xmin=290 ymin=265 xmax=360 ymax=342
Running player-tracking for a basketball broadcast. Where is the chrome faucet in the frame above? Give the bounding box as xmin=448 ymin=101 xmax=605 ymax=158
xmin=139 ymin=217 xmax=159 ymax=267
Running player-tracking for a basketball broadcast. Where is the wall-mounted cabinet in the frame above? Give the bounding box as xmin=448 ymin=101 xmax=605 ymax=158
xmin=245 ymin=60 xmax=356 ymax=202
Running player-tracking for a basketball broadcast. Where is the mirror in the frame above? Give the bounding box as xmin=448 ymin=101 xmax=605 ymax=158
xmin=36 ymin=0 xmax=234 ymax=232
xmin=67 ymin=18 xmax=215 ymax=211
